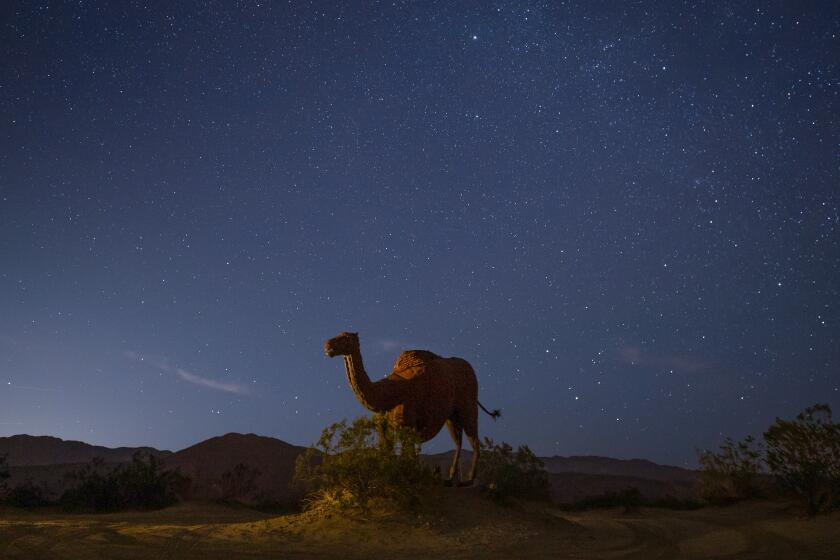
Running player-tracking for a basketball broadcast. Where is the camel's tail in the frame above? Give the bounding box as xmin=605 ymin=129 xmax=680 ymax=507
xmin=478 ymin=400 xmax=501 ymax=420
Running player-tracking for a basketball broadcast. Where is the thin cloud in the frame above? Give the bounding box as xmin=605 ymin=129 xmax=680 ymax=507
xmin=175 ymin=368 xmax=249 ymax=395
xmin=375 ymin=339 xmax=429 ymax=354
xmin=619 ymin=345 xmax=709 ymax=374
xmin=377 ymin=339 xmax=405 ymax=352
xmin=126 ymin=351 xmax=250 ymax=395
xmin=124 ymin=351 xmax=170 ymax=371
xmin=5 ymin=382 xmax=63 ymax=392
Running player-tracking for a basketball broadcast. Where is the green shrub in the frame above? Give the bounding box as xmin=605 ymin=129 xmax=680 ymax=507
xmin=698 ymin=435 xmax=764 ymax=504
xmin=293 ymin=416 xmax=438 ymax=512
xmin=764 ymin=404 xmax=840 ymax=516
xmin=61 ymin=452 xmax=188 ymax=512
xmin=477 ymin=438 xmax=550 ymax=503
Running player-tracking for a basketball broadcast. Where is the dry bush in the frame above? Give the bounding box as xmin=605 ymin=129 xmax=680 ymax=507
xmin=0 ymin=454 xmax=9 ymax=492
xmin=477 ymin=438 xmax=550 ymax=503
xmin=220 ymin=463 xmax=260 ymax=502
xmin=61 ymin=452 xmax=188 ymax=512
xmin=558 ymin=487 xmax=644 ymax=513
xmin=764 ymin=404 xmax=840 ymax=516
xmin=698 ymin=435 xmax=764 ymax=504
xmin=5 ymin=480 xmax=49 ymax=508
xmin=558 ymin=488 xmax=702 ymax=513
xmin=293 ymin=416 xmax=438 ymax=512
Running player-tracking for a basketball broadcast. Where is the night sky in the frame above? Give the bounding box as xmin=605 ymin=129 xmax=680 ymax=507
xmin=1 ymin=1 xmax=838 ymax=467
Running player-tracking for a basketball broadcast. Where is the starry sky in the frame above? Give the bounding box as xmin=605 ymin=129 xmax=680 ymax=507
xmin=1 ymin=1 xmax=838 ymax=467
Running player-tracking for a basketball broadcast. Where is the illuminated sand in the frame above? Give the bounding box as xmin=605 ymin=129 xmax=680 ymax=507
xmin=1 ymin=495 xmax=838 ymax=559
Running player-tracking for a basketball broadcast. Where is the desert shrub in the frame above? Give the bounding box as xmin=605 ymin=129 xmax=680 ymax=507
xmin=558 ymin=489 xmax=703 ymax=512
xmin=114 ymin=451 xmax=188 ymax=509
xmin=61 ymin=452 xmax=188 ymax=512
xmin=558 ymin=487 xmax=644 ymax=513
xmin=0 ymin=453 xmax=9 ymax=490
xmin=764 ymin=404 xmax=840 ymax=516
xmin=477 ymin=438 xmax=550 ymax=503
xmin=220 ymin=463 xmax=260 ymax=502
xmin=649 ymin=495 xmax=704 ymax=510
xmin=293 ymin=416 xmax=438 ymax=512
xmin=5 ymin=480 xmax=49 ymax=508
xmin=698 ymin=435 xmax=764 ymax=504
xmin=60 ymin=457 xmax=120 ymax=511
xmin=251 ymin=495 xmax=303 ymax=514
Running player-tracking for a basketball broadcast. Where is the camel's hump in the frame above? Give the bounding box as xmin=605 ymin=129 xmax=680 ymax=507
xmin=393 ymin=349 xmax=443 ymax=371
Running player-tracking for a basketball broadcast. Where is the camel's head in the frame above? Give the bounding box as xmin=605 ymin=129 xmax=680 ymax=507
xmin=324 ymin=331 xmax=359 ymax=358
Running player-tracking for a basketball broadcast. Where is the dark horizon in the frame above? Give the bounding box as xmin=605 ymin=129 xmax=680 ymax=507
xmin=2 ymin=1 xmax=838 ymax=468
xmin=0 ymin=430 xmax=702 ymax=472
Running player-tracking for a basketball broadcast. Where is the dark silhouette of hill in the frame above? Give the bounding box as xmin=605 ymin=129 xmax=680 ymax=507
xmin=163 ymin=432 xmax=306 ymax=502
xmin=2 ymin=433 xmax=700 ymax=503
xmin=424 ymin=450 xmax=697 ymax=482
xmin=540 ymin=455 xmax=697 ymax=481
xmin=0 ymin=434 xmax=170 ymax=466
xmin=424 ymin=451 xmax=699 ymax=503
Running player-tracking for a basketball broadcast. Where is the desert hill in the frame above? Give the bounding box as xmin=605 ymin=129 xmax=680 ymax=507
xmin=1 ymin=432 xmax=701 ymax=503
xmin=0 ymin=434 xmax=170 ymax=466
xmin=163 ymin=433 xmax=306 ymax=502
xmin=425 ymin=450 xmax=696 ymax=481
xmin=541 ymin=454 xmax=697 ymax=481
xmin=424 ymin=450 xmax=698 ymax=503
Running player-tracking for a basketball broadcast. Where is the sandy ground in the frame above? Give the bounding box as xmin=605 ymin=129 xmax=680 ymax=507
xmin=1 ymin=496 xmax=838 ymax=559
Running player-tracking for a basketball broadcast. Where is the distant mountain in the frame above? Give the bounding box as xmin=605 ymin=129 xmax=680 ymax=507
xmin=540 ymin=455 xmax=698 ymax=482
xmin=547 ymin=472 xmax=698 ymax=503
xmin=1 ymin=433 xmax=700 ymax=503
xmin=163 ymin=433 xmax=307 ymax=502
xmin=424 ymin=451 xmax=697 ymax=482
xmin=0 ymin=434 xmax=170 ymax=467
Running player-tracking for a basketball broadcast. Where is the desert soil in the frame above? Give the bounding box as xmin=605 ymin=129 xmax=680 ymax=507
xmin=0 ymin=495 xmax=838 ymax=559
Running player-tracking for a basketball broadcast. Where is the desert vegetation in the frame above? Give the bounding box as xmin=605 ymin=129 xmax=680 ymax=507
xmin=2 ymin=413 xmax=840 ymax=558
xmin=699 ymin=403 xmax=840 ymax=515
xmin=292 ymin=415 xmax=558 ymax=517
xmin=1 ymin=452 xmax=51 ymax=508
xmin=764 ymin=404 xmax=840 ymax=515
xmin=476 ymin=438 xmax=551 ymax=503
xmin=698 ymin=435 xmax=765 ymax=504
xmin=293 ymin=416 xmax=438 ymax=512
xmin=220 ymin=463 xmax=261 ymax=503
xmin=59 ymin=452 xmax=188 ymax=512
xmin=0 ymin=454 xmax=8 ymax=490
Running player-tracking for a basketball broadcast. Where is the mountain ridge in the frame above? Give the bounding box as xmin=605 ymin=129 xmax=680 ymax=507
xmin=1 ymin=433 xmax=699 ymax=503
xmin=0 ymin=434 xmax=171 ymax=466
xmin=2 ymin=433 xmax=695 ymax=475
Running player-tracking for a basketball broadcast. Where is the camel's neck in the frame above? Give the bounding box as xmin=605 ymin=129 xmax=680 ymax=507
xmin=343 ymin=349 xmax=386 ymax=412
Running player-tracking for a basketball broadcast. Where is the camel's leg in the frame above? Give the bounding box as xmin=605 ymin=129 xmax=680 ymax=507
xmin=464 ymin=406 xmax=481 ymax=484
xmin=466 ymin=433 xmax=480 ymax=484
xmin=445 ymin=419 xmax=463 ymax=484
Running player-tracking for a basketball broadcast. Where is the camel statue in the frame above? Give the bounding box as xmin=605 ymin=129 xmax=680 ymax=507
xmin=324 ymin=331 xmax=500 ymax=485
